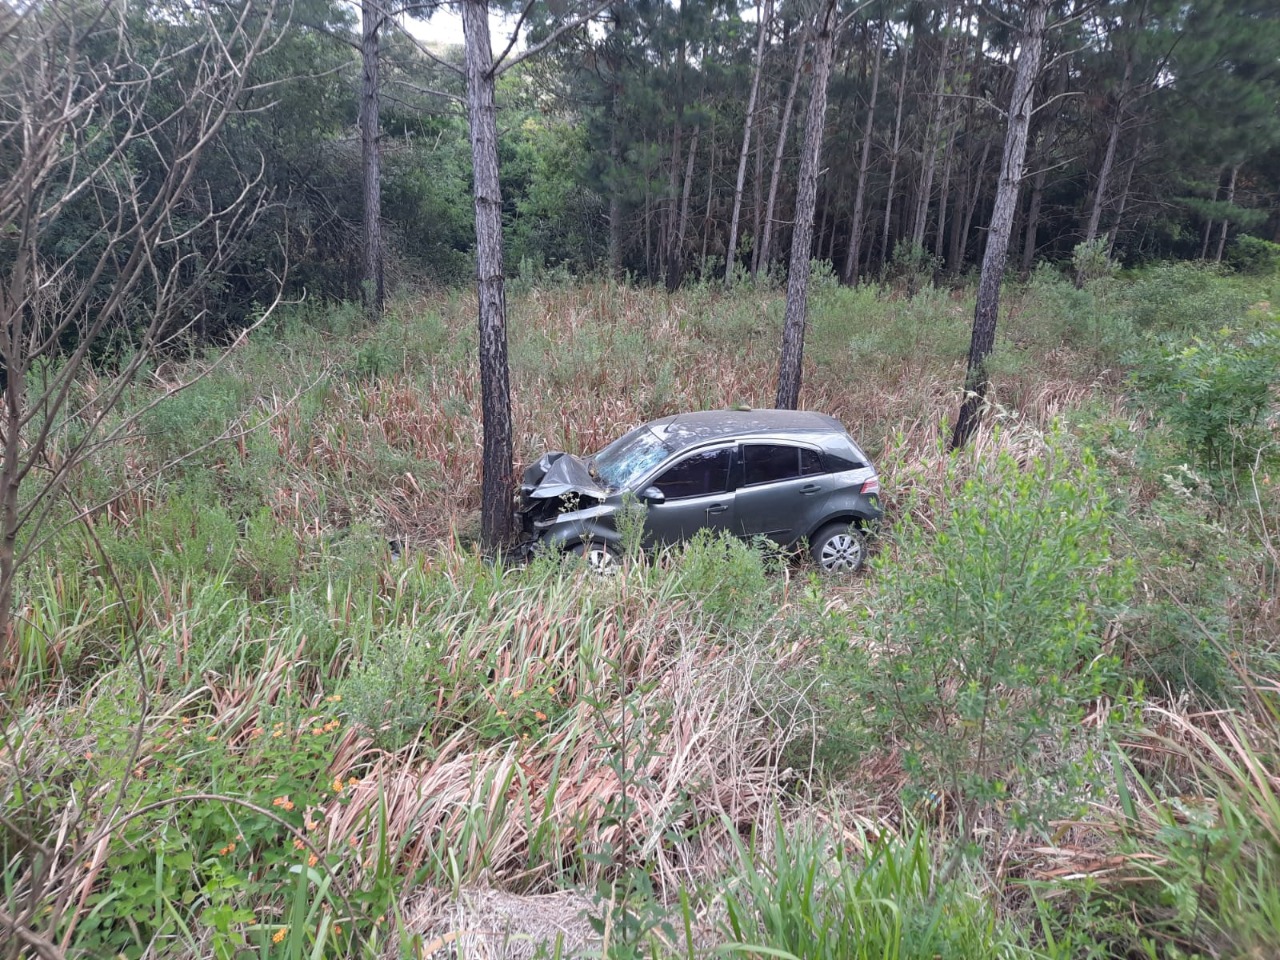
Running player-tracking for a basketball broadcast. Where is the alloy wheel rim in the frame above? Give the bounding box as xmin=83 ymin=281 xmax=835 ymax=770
xmin=583 ymin=546 xmax=618 ymax=575
xmin=819 ymin=533 xmax=862 ymax=572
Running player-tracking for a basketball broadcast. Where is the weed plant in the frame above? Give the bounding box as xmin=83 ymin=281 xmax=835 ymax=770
xmin=3 ymin=270 xmax=1277 ymax=958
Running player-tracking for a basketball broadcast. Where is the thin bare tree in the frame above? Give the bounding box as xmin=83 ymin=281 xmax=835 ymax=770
xmin=952 ymin=0 xmax=1049 ymax=449
xmin=841 ymin=16 xmax=886 ymax=285
xmin=361 ymin=0 xmax=386 ymax=321
xmin=0 ymin=1 xmax=288 ymax=952
xmin=757 ymin=33 xmax=806 ymax=276
xmin=725 ymin=0 xmax=773 ymax=286
xmin=457 ymin=0 xmax=609 ymax=552
xmin=775 ymin=0 xmax=838 ymax=410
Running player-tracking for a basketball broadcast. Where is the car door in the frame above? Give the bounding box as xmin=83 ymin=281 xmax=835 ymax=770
xmin=733 ymin=443 xmax=833 ymax=545
xmin=641 ymin=446 xmax=736 ymax=546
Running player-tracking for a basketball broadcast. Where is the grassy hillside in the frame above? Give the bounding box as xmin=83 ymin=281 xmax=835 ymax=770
xmin=4 ymin=264 xmax=1279 ymax=959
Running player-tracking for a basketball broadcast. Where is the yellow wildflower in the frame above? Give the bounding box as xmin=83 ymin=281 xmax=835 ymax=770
xmin=308 ymin=853 xmax=318 ymax=867
xmin=272 ymin=927 xmax=287 ymax=944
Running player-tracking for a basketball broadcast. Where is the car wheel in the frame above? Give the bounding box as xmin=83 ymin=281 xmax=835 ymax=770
xmin=810 ymin=523 xmax=865 ymax=574
xmin=571 ymin=541 xmax=619 ymax=575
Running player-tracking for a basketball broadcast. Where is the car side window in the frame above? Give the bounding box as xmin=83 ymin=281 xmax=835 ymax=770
xmin=799 ymin=448 xmax=825 ymax=476
xmin=653 ymin=447 xmax=732 ymax=500
xmin=743 ymin=444 xmax=802 ymax=486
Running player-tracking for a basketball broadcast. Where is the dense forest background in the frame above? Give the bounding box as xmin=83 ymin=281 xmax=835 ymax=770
xmin=24 ymin=0 xmax=1280 ymax=338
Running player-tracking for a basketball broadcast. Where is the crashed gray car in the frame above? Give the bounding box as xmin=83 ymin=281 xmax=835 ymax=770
xmin=518 ymin=409 xmax=882 ymax=573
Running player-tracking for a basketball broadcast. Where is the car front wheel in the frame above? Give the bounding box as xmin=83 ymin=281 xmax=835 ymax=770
xmin=810 ymin=523 xmax=866 ymax=574
xmin=571 ymin=541 xmax=620 ymax=575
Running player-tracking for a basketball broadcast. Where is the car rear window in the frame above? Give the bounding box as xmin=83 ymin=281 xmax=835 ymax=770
xmin=742 ymin=445 xmax=801 ymax=486
xmin=742 ymin=444 xmax=827 ymax=484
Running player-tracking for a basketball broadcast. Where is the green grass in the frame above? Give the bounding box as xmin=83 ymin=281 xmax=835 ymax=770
xmin=3 ymin=270 xmax=1278 ymax=958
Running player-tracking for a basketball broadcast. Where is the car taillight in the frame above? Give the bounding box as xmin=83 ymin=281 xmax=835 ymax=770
xmin=860 ymin=478 xmax=880 ymax=495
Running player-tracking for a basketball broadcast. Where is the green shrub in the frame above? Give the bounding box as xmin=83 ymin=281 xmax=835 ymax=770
xmin=670 ymin=529 xmax=778 ymax=630
xmin=1131 ymin=327 xmax=1279 ymax=480
xmin=1120 ymin=262 xmax=1251 ymax=334
xmin=1226 ymin=234 xmax=1280 ymax=276
xmin=814 ymin=282 xmax=969 ymax=372
xmin=1072 ymin=237 xmax=1118 ymax=286
xmin=26 ymin=682 xmax=359 ymax=959
xmin=823 ymin=440 xmax=1132 ymax=833
xmin=720 ymin=820 xmax=1025 ymax=960
xmin=888 ymin=240 xmax=941 ymax=294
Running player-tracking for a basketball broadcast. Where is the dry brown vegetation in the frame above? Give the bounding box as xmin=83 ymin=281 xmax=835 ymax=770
xmin=4 ymin=274 xmax=1279 ymax=958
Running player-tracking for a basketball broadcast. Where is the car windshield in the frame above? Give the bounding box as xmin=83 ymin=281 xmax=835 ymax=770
xmin=591 ymin=426 xmax=672 ymax=492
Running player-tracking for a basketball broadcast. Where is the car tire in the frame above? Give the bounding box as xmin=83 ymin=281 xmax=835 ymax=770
xmin=810 ymin=522 xmax=866 ymax=574
xmin=571 ymin=541 xmax=620 ymax=575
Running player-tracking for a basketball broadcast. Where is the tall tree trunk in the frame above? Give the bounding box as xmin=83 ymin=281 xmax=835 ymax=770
xmin=758 ymin=35 xmax=806 ymax=275
xmin=1200 ymin=217 xmax=1214 ymax=260
xmin=1215 ymin=163 xmax=1238 ymax=262
xmin=776 ymin=1 xmax=837 ymax=410
xmin=934 ymin=117 xmax=956 ymax=262
xmin=952 ymin=0 xmax=1047 ymax=450
xmin=644 ymin=174 xmax=654 ymax=278
xmin=880 ymin=40 xmax=909 ymax=270
xmin=911 ymin=2 xmax=955 ymax=249
xmin=360 ymin=0 xmax=384 ymax=322
xmin=663 ymin=123 xmax=684 ymax=287
xmin=663 ymin=26 xmax=688 ymax=290
xmin=1083 ymin=46 xmax=1133 ymax=245
xmin=462 ymin=0 xmax=513 ymax=551
xmin=668 ymin=125 xmax=700 ymax=290
xmin=1020 ymin=60 xmax=1068 ymax=273
xmin=841 ymin=17 xmax=885 ymax=285
xmin=824 ymin=189 xmax=840 ymax=262
xmin=725 ymin=0 xmax=772 ymax=285
xmin=607 ymin=86 xmax=623 ymax=280
xmin=955 ymin=139 xmax=991 ymax=271
xmin=752 ymin=86 xmax=766 ymax=271
xmin=701 ymin=124 xmax=716 ymax=268
xmin=1106 ymin=135 xmax=1141 ymax=257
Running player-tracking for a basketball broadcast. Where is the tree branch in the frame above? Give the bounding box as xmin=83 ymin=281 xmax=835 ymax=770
xmin=491 ymin=0 xmax=612 ymax=78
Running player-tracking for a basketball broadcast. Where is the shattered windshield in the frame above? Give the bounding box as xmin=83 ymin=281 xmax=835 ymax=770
xmin=591 ymin=426 xmax=672 ymax=492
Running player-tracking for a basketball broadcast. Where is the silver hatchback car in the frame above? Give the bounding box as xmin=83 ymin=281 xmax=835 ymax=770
xmin=518 ymin=409 xmax=882 ymax=573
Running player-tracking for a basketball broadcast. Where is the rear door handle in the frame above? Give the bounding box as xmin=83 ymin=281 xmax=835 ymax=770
xmin=706 ymin=504 xmax=728 ymax=515
xmin=801 ymin=484 xmax=822 ymax=495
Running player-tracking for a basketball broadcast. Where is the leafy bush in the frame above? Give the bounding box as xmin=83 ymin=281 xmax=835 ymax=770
xmin=1072 ymin=237 xmax=1119 ymax=286
xmin=23 ymin=684 xmax=362 ymax=959
xmin=1131 ymin=327 xmax=1279 ymax=479
xmin=721 ymin=821 xmax=1024 ymax=959
xmin=824 ymin=440 xmax=1132 ymax=832
xmin=888 ymin=240 xmax=941 ymax=294
xmin=1120 ymin=262 xmax=1251 ymax=334
xmin=1016 ymin=262 xmax=1135 ymax=360
xmin=1226 ymin=234 xmax=1280 ymax=276
xmin=670 ymin=529 xmax=778 ymax=630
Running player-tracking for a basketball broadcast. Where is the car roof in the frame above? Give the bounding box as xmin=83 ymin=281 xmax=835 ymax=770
xmin=646 ymin=409 xmax=847 ymax=452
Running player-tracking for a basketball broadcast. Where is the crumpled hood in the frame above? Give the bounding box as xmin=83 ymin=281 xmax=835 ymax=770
xmin=519 ymin=452 xmax=608 ymax=502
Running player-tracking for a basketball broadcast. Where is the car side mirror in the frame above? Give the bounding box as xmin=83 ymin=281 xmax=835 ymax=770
xmin=638 ymin=486 xmax=665 ymax=505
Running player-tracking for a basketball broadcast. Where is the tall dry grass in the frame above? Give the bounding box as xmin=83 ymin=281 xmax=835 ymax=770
xmin=5 ymin=276 xmax=1276 ymax=958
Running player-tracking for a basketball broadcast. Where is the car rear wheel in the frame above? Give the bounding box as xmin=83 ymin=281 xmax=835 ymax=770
xmin=571 ymin=541 xmax=619 ymax=575
xmin=810 ymin=523 xmax=865 ymax=574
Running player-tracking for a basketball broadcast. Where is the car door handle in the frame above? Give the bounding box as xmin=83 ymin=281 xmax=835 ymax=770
xmin=801 ymin=484 xmax=822 ymax=495
xmin=706 ymin=504 xmax=728 ymax=515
